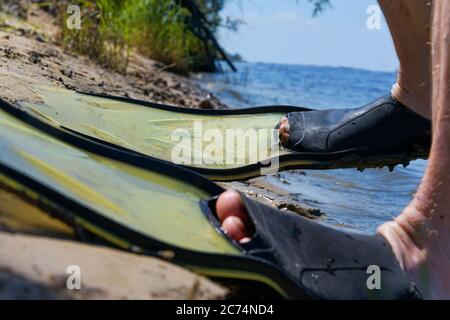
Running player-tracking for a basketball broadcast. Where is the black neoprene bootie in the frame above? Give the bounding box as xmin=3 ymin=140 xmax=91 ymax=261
xmin=282 ymin=95 xmax=431 ymax=169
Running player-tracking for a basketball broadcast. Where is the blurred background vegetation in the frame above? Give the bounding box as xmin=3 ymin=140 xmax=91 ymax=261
xmin=52 ymin=0 xmax=235 ymax=74
xmin=1 ymin=0 xmax=330 ymax=74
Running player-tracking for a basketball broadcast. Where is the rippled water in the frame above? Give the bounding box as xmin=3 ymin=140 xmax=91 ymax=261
xmin=195 ymin=62 xmax=427 ymax=234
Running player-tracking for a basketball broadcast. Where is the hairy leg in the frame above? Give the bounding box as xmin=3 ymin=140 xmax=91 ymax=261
xmin=278 ymin=0 xmax=433 ymax=152
xmin=219 ymin=0 xmax=449 ymax=299
xmin=378 ymin=0 xmax=450 ymax=299
xmin=379 ymin=0 xmax=433 ymax=119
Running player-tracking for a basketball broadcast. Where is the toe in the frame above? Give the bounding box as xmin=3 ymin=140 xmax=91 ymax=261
xmin=216 ymin=189 xmax=249 ymax=225
xmin=278 ymin=117 xmax=290 ymax=145
xmin=216 ymin=190 xmax=253 ymax=242
xmin=222 ymin=216 xmax=248 ymax=242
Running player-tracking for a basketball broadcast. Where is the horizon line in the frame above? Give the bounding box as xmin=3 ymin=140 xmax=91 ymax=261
xmin=223 ymin=59 xmax=398 ymax=74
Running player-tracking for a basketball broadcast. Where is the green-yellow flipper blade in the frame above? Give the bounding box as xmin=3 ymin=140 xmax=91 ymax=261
xmin=0 ymin=108 xmax=239 ymax=255
xmin=20 ymin=86 xmax=290 ymax=170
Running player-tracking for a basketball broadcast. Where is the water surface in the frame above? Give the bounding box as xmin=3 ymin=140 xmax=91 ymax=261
xmin=196 ymin=62 xmax=426 ymax=233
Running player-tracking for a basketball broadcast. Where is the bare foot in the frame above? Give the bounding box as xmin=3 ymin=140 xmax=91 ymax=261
xmin=216 ymin=190 xmax=251 ymax=243
xmin=378 ymin=204 xmax=450 ymax=299
xmin=217 ymin=190 xmax=450 ymax=299
xmin=278 ymin=117 xmax=290 ymax=146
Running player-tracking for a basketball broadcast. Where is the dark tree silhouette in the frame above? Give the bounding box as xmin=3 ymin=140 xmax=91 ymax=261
xmin=177 ymin=0 xmax=332 ymax=72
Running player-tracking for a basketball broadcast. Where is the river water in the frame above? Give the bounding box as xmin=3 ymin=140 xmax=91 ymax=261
xmin=195 ymin=62 xmax=427 ymax=234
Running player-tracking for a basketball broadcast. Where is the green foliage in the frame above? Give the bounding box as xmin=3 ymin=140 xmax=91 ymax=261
xmin=57 ymin=0 xmax=225 ymax=73
xmin=130 ymin=0 xmax=208 ymax=73
xmin=55 ymin=0 xmax=331 ymax=74
xmin=59 ymin=0 xmax=132 ymax=73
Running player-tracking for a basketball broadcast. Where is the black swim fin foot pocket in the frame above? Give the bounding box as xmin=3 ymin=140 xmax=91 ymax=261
xmin=201 ymin=194 xmax=422 ymax=300
xmin=283 ymin=95 xmax=431 ymax=165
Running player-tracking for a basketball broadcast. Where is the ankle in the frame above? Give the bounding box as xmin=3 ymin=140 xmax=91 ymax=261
xmin=391 ymin=83 xmax=431 ymax=120
xmin=378 ymin=207 xmax=427 ymax=275
xmin=378 ymin=203 xmax=450 ymax=299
